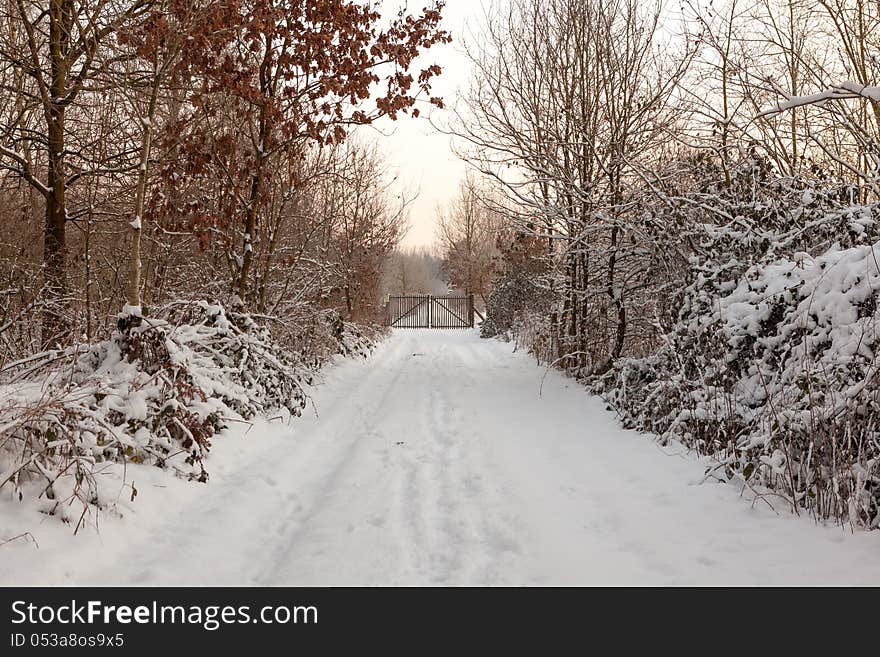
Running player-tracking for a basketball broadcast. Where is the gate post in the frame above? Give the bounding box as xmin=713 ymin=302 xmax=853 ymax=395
xmin=468 ymin=293 xmax=474 ymax=328
xmin=427 ymin=295 xmax=432 ymax=328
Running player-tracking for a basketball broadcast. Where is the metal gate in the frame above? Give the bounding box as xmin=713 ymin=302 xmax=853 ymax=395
xmin=387 ymin=295 xmax=474 ymax=329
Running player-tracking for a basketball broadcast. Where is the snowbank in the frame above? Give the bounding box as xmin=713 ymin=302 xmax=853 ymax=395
xmin=0 ymin=302 xmax=380 ymax=534
xmin=595 ymin=216 xmax=880 ymax=528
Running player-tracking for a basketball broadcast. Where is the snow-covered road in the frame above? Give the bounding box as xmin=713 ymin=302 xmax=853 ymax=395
xmin=3 ymin=329 xmax=880 ymax=585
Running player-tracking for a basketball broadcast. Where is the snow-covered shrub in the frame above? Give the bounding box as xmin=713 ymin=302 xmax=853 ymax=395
xmin=593 ymin=195 xmax=880 ymax=528
xmin=0 ymin=301 xmax=383 ymax=530
xmin=333 ymin=316 xmax=386 ymax=360
xmin=482 ymin=271 xmax=547 ymax=339
xmin=0 ymin=331 xmax=225 ymax=529
xmin=160 ymin=302 xmax=309 ymax=419
xmin=252 ymin=305 xmax=383 ymax=371
xmin=482 ymin=232 xmax=551 ymax=341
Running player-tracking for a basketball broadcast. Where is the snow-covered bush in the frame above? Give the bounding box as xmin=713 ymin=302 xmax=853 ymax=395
xmin=481 ymin=271 xmax=547 ymax=340
xmin=0 ymin=302 xmax=382 ymax=530
xmin=593 ymin=195 xmax=880 ymax=528
xmin=482 ymin=232 xmax=550 ymax=342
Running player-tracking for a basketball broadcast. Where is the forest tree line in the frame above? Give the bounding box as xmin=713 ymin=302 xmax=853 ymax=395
xmin=0 ymin=0 xmax=450 ymax=357
xmin=455 ymin=0 xmax=880 ymax=527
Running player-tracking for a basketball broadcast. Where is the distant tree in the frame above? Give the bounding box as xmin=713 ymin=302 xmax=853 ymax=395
xmin=316 ymin=140 xmax=409 ymax=322
xmin=381 ymin=247 xmax=447 ymax=297
xmin=436 ymin=174 xmax=502 ymax=303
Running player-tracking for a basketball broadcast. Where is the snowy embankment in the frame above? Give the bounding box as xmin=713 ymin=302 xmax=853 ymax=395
xmin=596 ymin=235 xmax=880 ymax=528
xmin=2 ymin=330 xmax=879 ymax=586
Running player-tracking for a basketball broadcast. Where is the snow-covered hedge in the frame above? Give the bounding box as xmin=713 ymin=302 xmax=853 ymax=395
xmin=0 ymin=302 xmax=381 ymax=530
xmin=482 ymin=267 xmax=549 ymax=341
xmin=593 ymin=201 xmax=880 ymax=528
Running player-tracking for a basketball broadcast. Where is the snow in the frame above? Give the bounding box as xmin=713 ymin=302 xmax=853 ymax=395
xmin=2 ymin=329 xmax=879 ymax=585
xmin=761 ymin=81 xmax=880 ymax=116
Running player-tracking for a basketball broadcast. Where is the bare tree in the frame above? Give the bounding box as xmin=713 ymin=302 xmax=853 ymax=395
xmin=315 ymin=139 xmax=410 ymax=322
xmin=0 ymin=0 xmax=152 ymax=345
xmin=435 ymin=173 xmax=502 ymax=303
xmin=453 ymin=0 xmax=694 ymax=371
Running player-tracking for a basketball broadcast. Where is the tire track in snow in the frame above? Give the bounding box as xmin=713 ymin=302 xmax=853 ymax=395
xmin=251 ymin=333 xmax=417 ymax=584
xmin=109 ymin=334 xmax=411 ymax=585
xmin=389 ymin=333 xmax=523 ymax=584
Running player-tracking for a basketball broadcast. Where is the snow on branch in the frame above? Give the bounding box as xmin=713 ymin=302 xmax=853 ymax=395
xmin=759 ymin=81 xmax=880 ymax=118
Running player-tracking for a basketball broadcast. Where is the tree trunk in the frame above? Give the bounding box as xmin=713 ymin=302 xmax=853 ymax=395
xmin=236 ymin=42 xmax=273 ymax=304
xmin=41 ymin=0 xmax=72 ymax=347
xmin=594 ymin=222 xmax=625 ymax=375
xmin=127 ymin=67 xmax=161 ymax=311
xmin=236 ymin=162 xmax=263 ymax=303
xmin=42 ymin=133 xmax=68 ymax=345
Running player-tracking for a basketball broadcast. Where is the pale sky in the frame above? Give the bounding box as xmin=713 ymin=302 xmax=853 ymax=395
xmin=365 ymin=1 xmax=484 ymax=250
